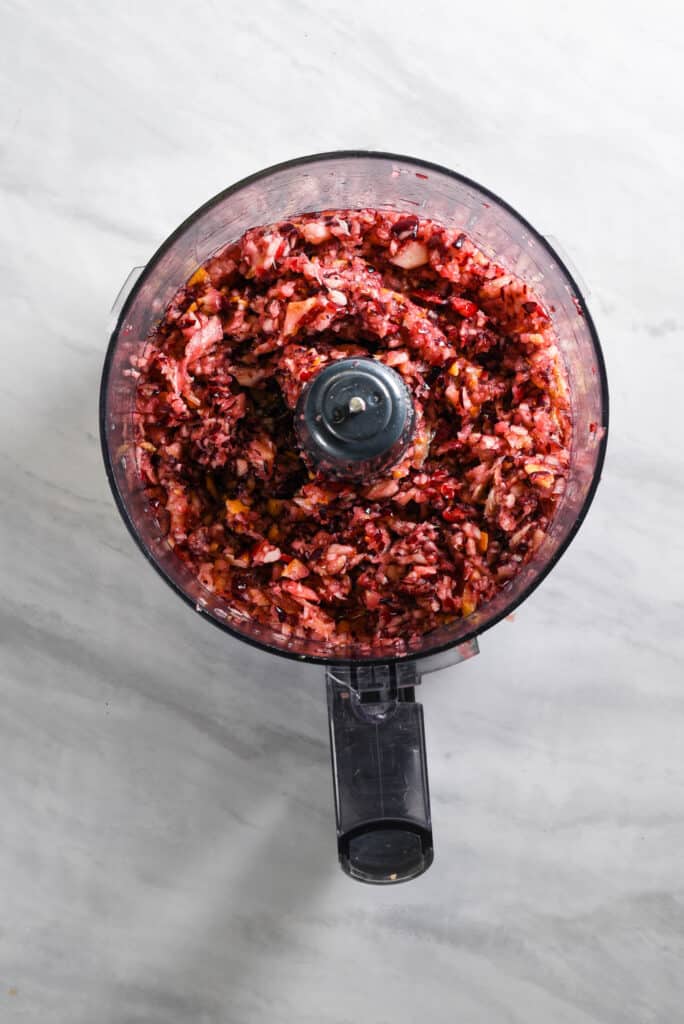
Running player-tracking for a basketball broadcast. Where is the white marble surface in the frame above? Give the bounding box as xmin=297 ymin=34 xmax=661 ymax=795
xmin=1 ymin=1 xmax=683 ymax=1020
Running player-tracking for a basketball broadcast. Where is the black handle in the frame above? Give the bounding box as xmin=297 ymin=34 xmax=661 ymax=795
xmin=326 ymin=664 xmax=433 ymax=884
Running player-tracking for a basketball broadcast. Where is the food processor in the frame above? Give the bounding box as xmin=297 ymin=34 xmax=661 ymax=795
xmin=100 ymin=151 xmax=608 ymax=884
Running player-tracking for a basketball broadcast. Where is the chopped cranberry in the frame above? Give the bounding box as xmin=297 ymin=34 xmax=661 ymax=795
xmin=411 ymin=289 xmax=449 ymax=306
xmin=391 ymin=215 xmax=419 ymax=239
xmin=450 ymin=296 xmax=478 ymax=318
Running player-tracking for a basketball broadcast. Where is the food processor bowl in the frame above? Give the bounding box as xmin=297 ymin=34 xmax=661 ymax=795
xmin=101 ymin=152 xmax=608 ymax=883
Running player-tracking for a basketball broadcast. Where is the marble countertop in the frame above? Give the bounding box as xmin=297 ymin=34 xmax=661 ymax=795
xmin=2 ymin=1 xmax=683 ymax=1021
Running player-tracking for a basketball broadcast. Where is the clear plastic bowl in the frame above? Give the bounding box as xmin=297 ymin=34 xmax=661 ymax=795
xmin=101 ymin=151 xmax=608 ymax=667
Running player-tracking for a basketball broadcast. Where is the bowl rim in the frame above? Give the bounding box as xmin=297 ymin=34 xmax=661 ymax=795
xmin=100 ymin=149 xmax=609 ymax=667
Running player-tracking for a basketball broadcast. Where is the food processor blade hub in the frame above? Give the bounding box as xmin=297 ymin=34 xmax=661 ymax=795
xmin=295 ymin=357 xmax=415 ymax=479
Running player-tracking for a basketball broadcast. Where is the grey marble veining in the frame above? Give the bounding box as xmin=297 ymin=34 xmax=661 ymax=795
xmin=1 ymin=1 xmax=683 ymax=1021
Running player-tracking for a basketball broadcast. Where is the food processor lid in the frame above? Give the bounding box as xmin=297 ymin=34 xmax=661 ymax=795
xmin=295 ymin=358 xmax=415 ymax=478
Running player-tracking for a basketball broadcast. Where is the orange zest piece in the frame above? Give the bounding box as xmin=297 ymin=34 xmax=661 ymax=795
xmin=226 ymin=499 xmax=250 ymax=516
xmin=187 ymin=267 xmax=209 ymax=287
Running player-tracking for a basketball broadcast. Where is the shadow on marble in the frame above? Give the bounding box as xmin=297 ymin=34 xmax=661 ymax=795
xmin=80 ymin=794 xmax=335 ymax=1024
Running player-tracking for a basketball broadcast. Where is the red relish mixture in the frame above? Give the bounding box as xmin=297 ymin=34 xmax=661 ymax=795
xmin=132 ymin=209 xmax=571 ymax=652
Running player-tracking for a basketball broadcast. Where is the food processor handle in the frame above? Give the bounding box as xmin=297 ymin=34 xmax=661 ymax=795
xmin=110 ymin=266 xmax=146 ymax=322
xmin=326 ymin=665 xmax=433 ymax=884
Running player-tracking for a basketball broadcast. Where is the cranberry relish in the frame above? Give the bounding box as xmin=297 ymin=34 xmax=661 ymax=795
xmin=132 ymin=209 xmax=571 ymax=652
